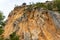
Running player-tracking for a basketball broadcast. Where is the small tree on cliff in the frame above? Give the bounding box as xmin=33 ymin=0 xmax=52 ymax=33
xmin=0 ymin=11 xmax=5 ymax=35
xmin=22 ymin=3 xmax=26 ymax=5
xmin=53 ymin=0 xmax=60 ymax=11
xmin=10 ymin=32 xmax=19 ymax=40
xmin=0 ymin=11 xmax=5 ymax=40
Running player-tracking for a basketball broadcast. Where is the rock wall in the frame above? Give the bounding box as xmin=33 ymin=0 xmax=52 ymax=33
xmin=2 ymin=6 xmax=60 ymax=40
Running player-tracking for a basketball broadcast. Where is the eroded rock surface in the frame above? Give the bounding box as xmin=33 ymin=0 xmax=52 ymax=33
xmin=2 ymin=6 xmax=60 ymax=40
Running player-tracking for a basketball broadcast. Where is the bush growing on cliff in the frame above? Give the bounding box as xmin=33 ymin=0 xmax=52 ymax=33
xmin=22 ymin=3 xmax=26 ymax=5
xmin=35 ymin=2 xmax=46 ymax=8
xmin=0 ymin=11 xmax=5 ymax=40
xmin=10 ymin=32 xmax=19 ymax=40
xmin=0 ymin=11 xmax=5 ymax=35
xmin=46 ymin=3 xmax=53 ymax=10
xmin=53 ymin=0 xmax=60 ymax=11
xmin=0 ymin=36 xmax=4 ymax=40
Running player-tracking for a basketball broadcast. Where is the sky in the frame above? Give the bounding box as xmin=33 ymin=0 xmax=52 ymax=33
xmin=0 ymin=0 xmax=52 ymax=20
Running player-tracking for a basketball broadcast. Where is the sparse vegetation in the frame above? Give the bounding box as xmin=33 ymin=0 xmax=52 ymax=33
xmin=0 ymin=11 xmax=5 ymax=35
xmin=10 ymin=32 xmax=19 ymax=40
xmin=0 ymin=11 xmax=5 ymax=40
xmin=53 ymin=0 xmax=60 ymax=11
xmin=46 ymin=3 xmax=53 ymax=10
xmin=35 ymin=2 xmax=46 ymax=9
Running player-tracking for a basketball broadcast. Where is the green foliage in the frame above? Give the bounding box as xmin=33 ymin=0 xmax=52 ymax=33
xmin=53 ymin=0 xmax=60 ymax=11
xmin=46 ymin=3 xmax=53 ymax=10
xmin=56 ymin=2 xmax=60 ymax=11
xmin=0 ymin=28 xmax=4 ymax=35
xmin=0 ymin=11 xmax=5 ymax=40
xmin=26 ymin=2 xmax=47 ymax=11
xmin=10 ymin=32 xmax=19 ymax=40
xmin=0 ymin=11 xmax=5 ymax=35
xmin=35 ymin=2 xmax=46 ymax=8
xmin=0 ymin=36 xmax=4 ymax=40
xmin=0 ymin=11 xmax=5 ymax=21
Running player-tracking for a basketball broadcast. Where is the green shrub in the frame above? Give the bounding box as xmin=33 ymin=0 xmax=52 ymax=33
xmin=10 ymin=32 xmax=19 ymax=40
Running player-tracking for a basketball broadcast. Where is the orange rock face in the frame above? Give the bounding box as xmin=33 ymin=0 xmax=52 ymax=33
xmin=2 ymin=6 xmax=60 ymax=40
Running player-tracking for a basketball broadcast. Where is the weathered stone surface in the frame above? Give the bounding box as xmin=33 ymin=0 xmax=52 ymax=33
xmin=2 ymin=6 xmax=60 ymax=40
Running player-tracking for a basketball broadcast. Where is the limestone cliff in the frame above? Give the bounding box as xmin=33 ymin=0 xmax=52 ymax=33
xmin=2 ymin=5 xmax=60 ymax=40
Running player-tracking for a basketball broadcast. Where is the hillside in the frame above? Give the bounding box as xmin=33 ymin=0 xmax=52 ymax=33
xmin=1 ymin=3 xmax=60 ymax=40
